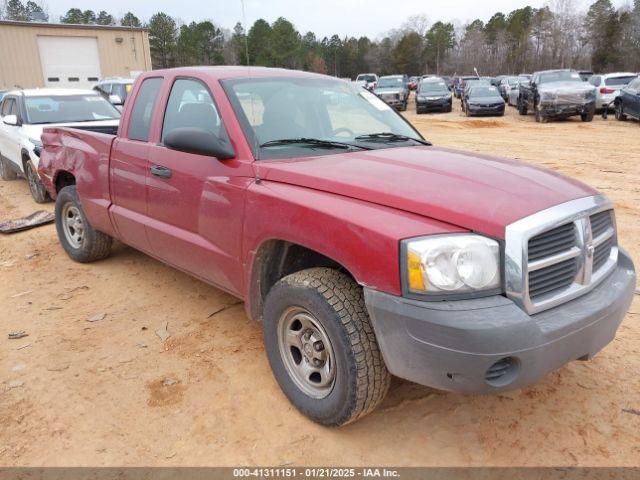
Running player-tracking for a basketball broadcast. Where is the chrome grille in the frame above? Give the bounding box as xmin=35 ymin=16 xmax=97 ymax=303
xmin=529 ymin=257 xmax=578 ymax=299
xmin=505 ymin=196 xmax=618 ymax=315
xmin=528 ymin=223 xmax=576 ymax=261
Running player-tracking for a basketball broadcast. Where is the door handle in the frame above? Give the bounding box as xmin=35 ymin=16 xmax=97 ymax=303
xmin=150 ymin=165 xmax=172 ymax=179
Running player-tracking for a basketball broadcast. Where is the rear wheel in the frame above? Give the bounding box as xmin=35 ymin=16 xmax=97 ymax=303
xmin=0 ymin=155 xmax=17 ymax=181
xmin=55 ymin=185 xmax=113 ymax=263
xmin=263 ymin=267 xmax=390 ymax=426
xmin=614 ymin=103 xmax=627 ymax=121
xmin=25 ymin=160 xmax=50 ymax=203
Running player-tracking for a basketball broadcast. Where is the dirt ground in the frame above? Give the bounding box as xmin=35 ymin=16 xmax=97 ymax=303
xmin=1 ymin=96 xmax=639 ymax=467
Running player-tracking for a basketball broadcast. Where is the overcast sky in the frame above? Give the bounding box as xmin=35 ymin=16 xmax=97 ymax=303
xmin=46 ymin=0 xmax=628 ymax=38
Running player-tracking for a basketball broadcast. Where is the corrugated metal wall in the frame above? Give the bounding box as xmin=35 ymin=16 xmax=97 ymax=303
xmin=0 ymin=22 xmax=151 ymax=90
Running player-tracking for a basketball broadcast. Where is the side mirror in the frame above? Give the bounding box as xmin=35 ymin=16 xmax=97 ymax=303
xmin=164 ymin=127 xmax=235 ymax=159
xmin=3 ymin=114 xmax=18 ymax=126
xmin=108 ymin=94 xmax=123 ymax=105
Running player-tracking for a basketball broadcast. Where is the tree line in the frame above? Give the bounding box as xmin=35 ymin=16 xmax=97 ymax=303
xmin=2 ymin=0 xmax=639 ymax=76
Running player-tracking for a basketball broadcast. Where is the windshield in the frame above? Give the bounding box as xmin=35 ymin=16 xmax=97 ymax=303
xmin=377 ymin=77 xmax=403 ymax=88
xmin=24 ymin=94 xmax=121 ymax=124
xmin=418 ymin=82 xmax=449 ymax=94
xmin=469 ymin=86 xmax=501 ymax=98
xmin=538 ymin=71 xmax=581 ymax=84
xmin=357 ymin=75 xmax=376 ymax=83
xmin=223 ymin=77 xmax=423 ymax=159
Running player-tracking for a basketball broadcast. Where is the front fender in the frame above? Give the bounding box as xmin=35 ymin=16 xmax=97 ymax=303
xmin=242 ymin=181 xmax=466 ymax=316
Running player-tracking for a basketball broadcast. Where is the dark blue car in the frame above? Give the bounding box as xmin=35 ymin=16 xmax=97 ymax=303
xmin=614 ymin=76 xmax=640 ymax=121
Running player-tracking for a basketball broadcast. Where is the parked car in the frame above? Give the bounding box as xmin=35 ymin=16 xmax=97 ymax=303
xmin=518 ymin=69 xmax=597 ymax=123
xmin=355 ymin=73 xmax=378 ymax=91
xmin=453 ymin=76 xmax=479 ymax=98
xmin=408 ymin=76 xmax=420 ymax=90
xmin=0 ymin=89 xmax=120 ymax=202
xmin=415 ymin=78 xmax=453 ymax=113
xmin=463 ymin=85 xmax=505 ymax=117
xmin=93 ymin=77 xmax=134 ymax=111
xmin=498 ymin=76 xmax=520 ymax=101
xmin=491 ymin=75 xmax=507 ymax=87
xmin=374 ymin=75 xmax=409 ymax=111
xmin=461 ymin=79 xmax=491 ymax=110
xmin=588 ymin=73 xmax=638 ymax=111
xmin=612 ymin=76 xmax=640 ymax=121
xmin=508 ymin=78 xmax=528 ymax=107
xmin=38 ymin=67 xmax=635 ymax=427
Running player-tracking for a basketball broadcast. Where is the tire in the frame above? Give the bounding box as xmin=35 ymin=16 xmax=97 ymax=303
xmin=614 ymin=103 xmax=627 ymax=121
xmin=25 ymin=160 xmax=50 ymax=203
xmin=55 ymin=185 xmax=113 ymax=263
xmin=0 ymin=155 xmax=18 ymax=181
xmin=581 ymin=107 xmax=595 ymax=122
xmin=518 ymin=99 xmax=528 ymax=116
xmin=534 ymin=105 xmax=547 ymax=123
xmin=262 ymin=267 xmax=390 ymax=426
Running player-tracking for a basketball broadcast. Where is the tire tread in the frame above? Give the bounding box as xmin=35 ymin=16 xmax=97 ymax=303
xmin=278 ymin=268 xmax=390 ymax=425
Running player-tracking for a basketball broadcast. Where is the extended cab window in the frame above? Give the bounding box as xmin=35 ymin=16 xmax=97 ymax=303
xmin=128 ymin=77 xmax=163 ymax=141
xmin=161 ymin=78 xmax=225 ymax=141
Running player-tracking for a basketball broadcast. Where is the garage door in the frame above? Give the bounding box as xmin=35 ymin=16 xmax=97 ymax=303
xmin=37 ymin=36 xmax=101 ymax=89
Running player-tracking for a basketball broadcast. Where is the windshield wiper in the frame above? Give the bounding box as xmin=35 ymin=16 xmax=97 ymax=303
xmin=259 ymin=138 xmax=370 ymax=150
xmin=354 ymin=132 xmax=431 ymax=146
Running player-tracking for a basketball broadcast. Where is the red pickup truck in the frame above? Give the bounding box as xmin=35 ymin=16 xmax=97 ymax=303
xmin=38 ymin=67 xmax=636 ymax=426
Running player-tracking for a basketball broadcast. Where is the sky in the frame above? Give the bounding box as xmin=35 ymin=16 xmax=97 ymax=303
xmin=45 ymin=0 xmax=629 ymax=38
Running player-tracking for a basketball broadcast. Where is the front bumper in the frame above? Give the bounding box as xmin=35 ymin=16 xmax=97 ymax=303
xmin=364 ymin=250 xmax=635 ymax=393
xmin=467 ymin=104 xmax=505 ymax=116
xmin=416 ymin=98 xmax=452 ymax=111
xmin=539 ymin=100 xmax=595 ymax=118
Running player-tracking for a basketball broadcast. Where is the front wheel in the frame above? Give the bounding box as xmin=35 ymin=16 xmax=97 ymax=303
xmin=263 ymin=268 xmax=390 ymax=426
xmin=25 ymin=161 xmax=50 ymax=203
xmin=55 ymin=185 xmax=113 ymax=263
xmin=614 ymin=103 xmax=627 ymax=121
xmin=518 ymin=99 xmax=528 ymax=116
xmin=581 ymin=107 xmax=595 ymax=122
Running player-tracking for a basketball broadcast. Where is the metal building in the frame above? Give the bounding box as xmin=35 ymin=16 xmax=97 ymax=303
xmin=0 ymin=20 xmax=151 ymax=90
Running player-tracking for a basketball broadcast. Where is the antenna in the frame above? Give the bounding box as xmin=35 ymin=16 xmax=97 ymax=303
xmin=240 ymin=0 xmax=250 ymax=66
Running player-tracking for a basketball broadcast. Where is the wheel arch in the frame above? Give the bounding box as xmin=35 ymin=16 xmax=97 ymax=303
xmin=246 ymin=238 xmax=358 ymax=322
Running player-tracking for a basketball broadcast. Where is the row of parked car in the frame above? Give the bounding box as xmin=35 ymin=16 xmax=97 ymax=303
xmin=0 ymin=77 xmax=133 ymax=203
xmin=356 ymin=69 xmax=640 ymax=122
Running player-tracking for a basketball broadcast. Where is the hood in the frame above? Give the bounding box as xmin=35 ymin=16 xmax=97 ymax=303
xmin=22 ymin=119 xmax=120 ymax=140
xmin=538 ymin=81 xmax=595 ymax=94
xmin=258 ymin=146 xmax=596 ymax=239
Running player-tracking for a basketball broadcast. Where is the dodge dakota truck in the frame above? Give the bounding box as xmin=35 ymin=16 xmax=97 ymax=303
xmin=38 ymin=67 xmax=636 ymax=426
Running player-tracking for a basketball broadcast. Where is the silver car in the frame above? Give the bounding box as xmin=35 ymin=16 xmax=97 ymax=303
xmin=373 ymin=75 xmax=408 ymax=111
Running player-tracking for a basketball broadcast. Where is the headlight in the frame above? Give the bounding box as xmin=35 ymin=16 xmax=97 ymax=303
xmin=404 ymin=234 xmax=501 ymax=296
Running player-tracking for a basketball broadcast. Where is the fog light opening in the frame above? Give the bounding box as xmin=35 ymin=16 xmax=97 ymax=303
xmin=485 ymin=357 xmax=520 ymax=388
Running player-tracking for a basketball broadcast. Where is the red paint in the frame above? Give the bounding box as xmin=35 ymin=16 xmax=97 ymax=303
xmin=38 ymin=66 xmax=599 ymax=314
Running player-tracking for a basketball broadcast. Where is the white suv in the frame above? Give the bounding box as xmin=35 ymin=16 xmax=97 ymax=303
xmin=0 ymin=89 xmax=120 ymax=202
xmin=589 ymin=72 xmax=638 ymax=110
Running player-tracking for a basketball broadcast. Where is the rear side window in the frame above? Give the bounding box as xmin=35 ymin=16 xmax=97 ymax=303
xmin=1 ymin=97 xmax=17 ymax=117
xmin=605 ymin=76 xmax=637 ymax=87
xmin=161 ymin=78 xmax=226 ymax=142
xmin=128 ymin=77 xmax=163 ymax=142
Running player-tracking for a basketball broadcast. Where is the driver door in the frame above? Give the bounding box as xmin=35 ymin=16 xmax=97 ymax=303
xmin=144 ymin=77 xmax=250 ymax=294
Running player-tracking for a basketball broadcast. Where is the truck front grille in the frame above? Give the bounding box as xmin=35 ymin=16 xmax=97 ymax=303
xmin=528 ymin=223 xmax=576 ymax=261
xmin=505 ymin=196 xmax=618 ymax=314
